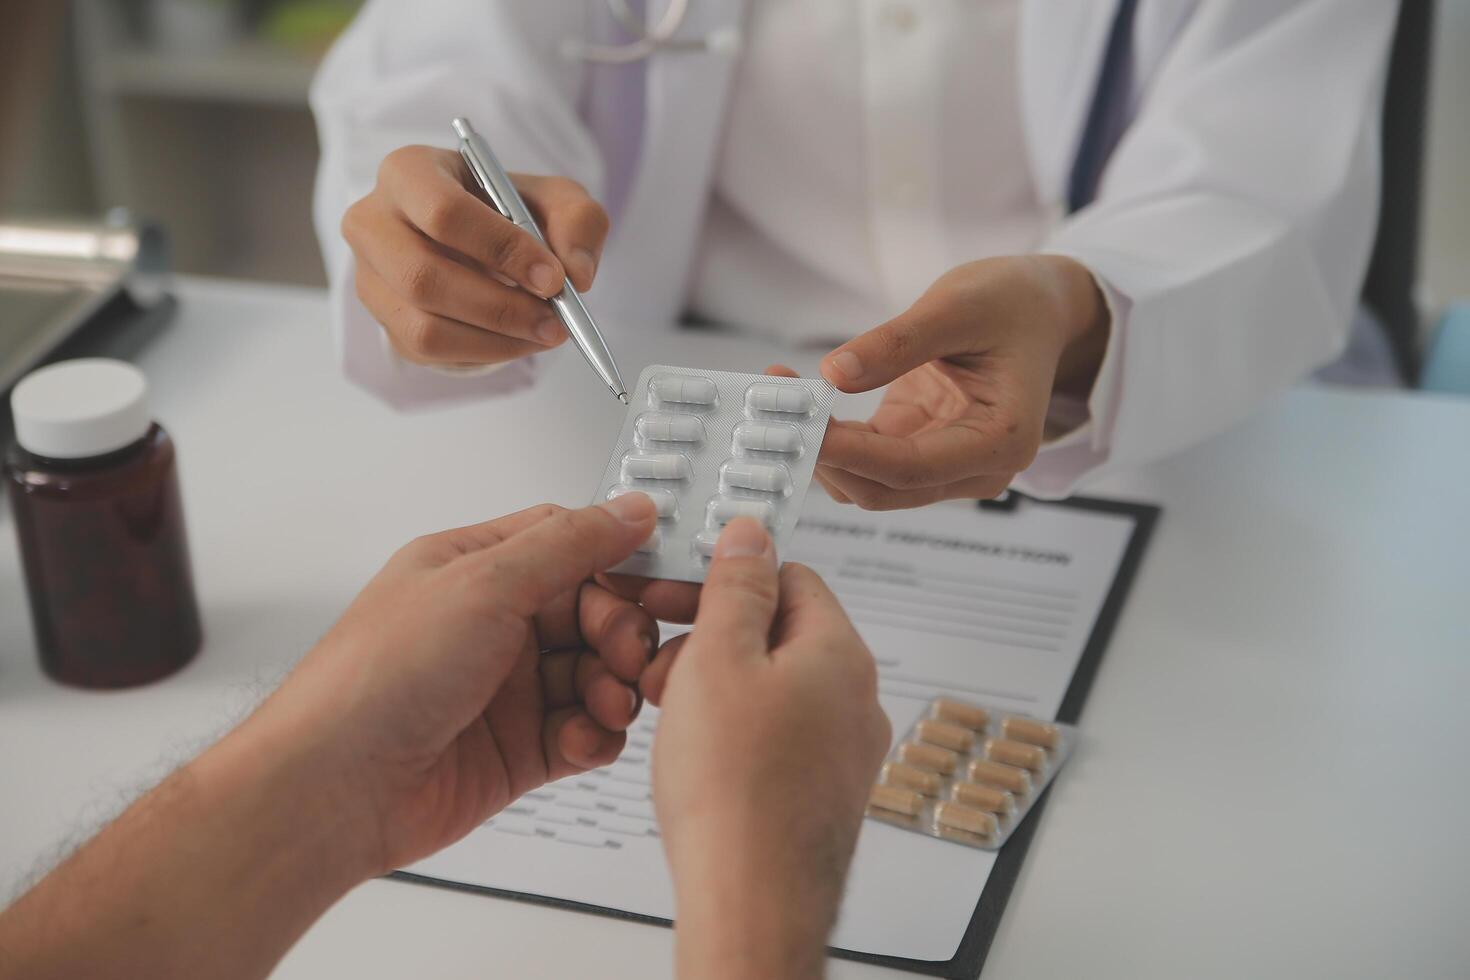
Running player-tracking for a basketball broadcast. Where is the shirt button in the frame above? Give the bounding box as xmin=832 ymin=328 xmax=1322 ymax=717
xmin=882 ymin=2 xmax=918 ymax=34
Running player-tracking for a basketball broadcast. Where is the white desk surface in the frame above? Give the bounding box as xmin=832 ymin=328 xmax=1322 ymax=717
xmin=2 ymin=279 xmax=1468 ymax=979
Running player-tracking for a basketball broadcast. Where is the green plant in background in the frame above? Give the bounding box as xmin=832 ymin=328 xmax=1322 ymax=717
xmin=261 ymin=0 xmax=362 ymax=54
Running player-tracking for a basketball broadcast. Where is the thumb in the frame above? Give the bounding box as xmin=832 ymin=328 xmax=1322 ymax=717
xmin=466 ymin=494 xmax=658 ymax=617
xmin=820 ymin=299 xmax=973 ymax=393
xmin=690 ymin=518 xmax=780 ymax=662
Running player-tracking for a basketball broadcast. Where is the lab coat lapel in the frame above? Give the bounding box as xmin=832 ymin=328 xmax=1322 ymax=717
xmin=1018 ymin=0 xmax=1120 ymax=215
xmin=596 ymin=0 xmax=748 ymax=328
xmin=1019 ymin=0 xmax=1200 ymax=216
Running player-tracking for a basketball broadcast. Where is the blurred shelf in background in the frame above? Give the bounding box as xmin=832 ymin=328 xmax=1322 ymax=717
xmin=97 ymin=39 xmax=317 ymax=107
xmin=72 ymin=0 xmax=358 ymax=287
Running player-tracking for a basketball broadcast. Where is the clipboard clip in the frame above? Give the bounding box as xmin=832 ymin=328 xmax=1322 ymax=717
xmin=977 ymin=490 xmax=1025 ymax=513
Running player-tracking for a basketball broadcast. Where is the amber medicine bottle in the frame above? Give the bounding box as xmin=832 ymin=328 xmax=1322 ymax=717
xmin=4 ymin=359 xmax=201 ymax=687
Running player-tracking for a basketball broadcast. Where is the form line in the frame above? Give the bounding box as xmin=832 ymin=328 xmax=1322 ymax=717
xmin=831 ymin=589 xmax=1068 ymax=640
xmin=850 ymin=611 xmax=1061 ymax=652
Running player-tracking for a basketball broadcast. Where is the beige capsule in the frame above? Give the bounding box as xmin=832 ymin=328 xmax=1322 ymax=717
xmin=985 ymin=737 xmax=1047 ymax=773
xmin=882 ymin=761 xmax=943 ymax=796
xmin=935 ymin=801 xmax=998 ymax=839
xmin=898 ymin=741 xmax=959 ymax=775
xmin=916 ymin=719 xmax=974 ymax=753
xmin=967 ymin=759 xmax=1033 ymax=796
xmin=1002 ymin=716 xmax=1061 ymax=750
xmin=932 ymin=698 xmax=990 ymax=731
xmin=951 ymin=782 xmax=1015 ymax=815
xmin=869 ymin=784 xmax=926 ymax=817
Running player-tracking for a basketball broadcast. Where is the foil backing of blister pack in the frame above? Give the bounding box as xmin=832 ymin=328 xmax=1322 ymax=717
xmin=590 ymin=364 xmax=836 ymax=583
xmin=866 ymin=697 xmax=1077 ymax=850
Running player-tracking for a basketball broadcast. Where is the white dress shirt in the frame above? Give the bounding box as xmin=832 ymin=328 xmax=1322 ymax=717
xmin=689 ymin=0 xmax=1049 ymax=345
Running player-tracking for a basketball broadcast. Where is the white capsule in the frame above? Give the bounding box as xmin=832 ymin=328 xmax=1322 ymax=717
xmin=621 ymin=453 xmax=692 ymax=482
xmin=635 ymin=412 xmax=705 ymax=445
xmin=606 ymin=485 xmax=679 ymax=519
xmin=706 ymin=496 xmax=777 ymax=528
xmin=635 ymin=528 xmax=662 ymax=554
xmin=651 ymin=374 xmax=718 ymax=407
xmin=720 ymin=460 xmax=792 ymax=495
xmin=746 ymin=382 xmax=813 ymax=416
xmin=692 ymin=530 xmax=720 ymax=558
xmin=732 ymin=421 xmax=803 ymax=455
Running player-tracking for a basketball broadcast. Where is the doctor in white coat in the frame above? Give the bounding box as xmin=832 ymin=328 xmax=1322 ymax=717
xmin=312 ymin=0 xmax=1396 ymax=505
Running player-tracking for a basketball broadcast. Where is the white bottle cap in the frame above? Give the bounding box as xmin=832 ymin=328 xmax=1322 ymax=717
xmin=11 ymin=358 xmax=152 ymax=459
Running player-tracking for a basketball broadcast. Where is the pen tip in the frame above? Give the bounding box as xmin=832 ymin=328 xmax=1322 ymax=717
xmin=617 ymin=392 xmax=629 ymax=405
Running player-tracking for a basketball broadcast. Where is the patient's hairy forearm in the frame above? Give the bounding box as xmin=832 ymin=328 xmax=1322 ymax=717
xmin=671 ymin=820 xmax=849 ymax=980
xmin=677 ymin=896 xmax=833 ymax=980
xmin=0 ymin=712 xmax=372 ymax=980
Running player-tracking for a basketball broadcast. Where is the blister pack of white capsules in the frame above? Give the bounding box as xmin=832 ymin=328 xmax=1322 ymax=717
xmin=590 ymin=365 xmax=836 ymax=584
xmin=865 ymin=698 xmax=1078 ymax=850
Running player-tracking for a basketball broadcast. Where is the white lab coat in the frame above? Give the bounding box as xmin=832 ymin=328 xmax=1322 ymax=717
xmin=311 ymin=0 xmax=1395 ymax=498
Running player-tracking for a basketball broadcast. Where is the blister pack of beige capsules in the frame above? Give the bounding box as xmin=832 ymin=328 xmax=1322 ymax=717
xmin=866 ymin=698 xmax=1077 ymax=850
xmin=590 ymin=365 xmax=836 ymax=584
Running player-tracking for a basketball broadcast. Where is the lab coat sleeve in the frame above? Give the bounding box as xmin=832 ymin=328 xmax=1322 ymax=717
xmin=309 ymin=0 xmax=604 ymax=409
xmin=1018 ymin=0 xmax=1395 ymax=498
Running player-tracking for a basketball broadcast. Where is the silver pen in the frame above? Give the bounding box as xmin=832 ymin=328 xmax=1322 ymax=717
xmin=452 ymin=117 xmax=628 ymax=403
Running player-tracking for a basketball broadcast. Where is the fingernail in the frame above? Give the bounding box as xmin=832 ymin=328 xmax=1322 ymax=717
xmin=572 ymin=718 xmax=611 ymax=761
xmin=528 ymin=262 xmax=559 ymax=297
xmin=600 ymin=491 xmax=654 ymax=525
xmin=827 ymin=350 xmax=863 ymax=383
xmin=625 ymin=685 xmax=638 ymax=717
xmin=536 ymin=317 xmax=565 ymax=344
xmin=715 ymin=518 xmax=773 ymax=561
xmin=568 ymin=247 xmax=597 ymax=287
xmin=642 ymin=631 xmax=656 ymax=663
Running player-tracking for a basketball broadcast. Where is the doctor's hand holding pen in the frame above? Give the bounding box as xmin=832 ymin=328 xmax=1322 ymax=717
xmin=0 ymin=502 xmax=888 ymax=980
xmin=773 ymin=254 xmax=1110 ymax=511
xmin=341 ymin=146 xmax=610 ymax=367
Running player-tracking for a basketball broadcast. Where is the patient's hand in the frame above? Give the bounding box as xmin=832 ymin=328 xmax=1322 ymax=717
xmin=650 ymin=518 xmax=891 ymax=980
xmin=271 ymin=495 xmax=662 ymax=872
xmin=0 ymin=496 xmax=662 ymax=980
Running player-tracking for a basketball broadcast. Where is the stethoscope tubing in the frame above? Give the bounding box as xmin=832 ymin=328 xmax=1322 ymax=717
xmin=565 ymin=0 xmax=707 ymax=63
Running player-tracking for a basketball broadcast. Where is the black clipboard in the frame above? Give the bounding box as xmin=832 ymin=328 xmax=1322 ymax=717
xmin=392 ymin=493 xmax=1161 ymax=978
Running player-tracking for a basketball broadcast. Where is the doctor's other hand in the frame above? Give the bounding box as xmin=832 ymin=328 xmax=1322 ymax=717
xmin=802 ymin=255 xmax=1109 ymax=510
xmin=651 ymin=519 xmax=891 ymax=978
xmin=255 ymin=496 xmax=658 ymax=874
xmin=342 ymin=145 xmax=609 ymax=367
